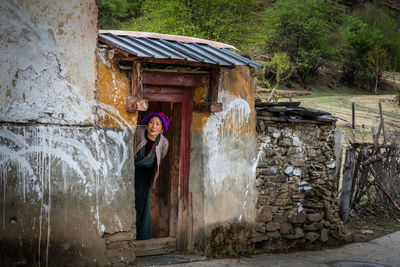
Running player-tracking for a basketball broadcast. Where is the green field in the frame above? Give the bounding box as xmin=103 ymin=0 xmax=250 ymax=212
xmin=257 ymin=76 xmax=400 ymax=144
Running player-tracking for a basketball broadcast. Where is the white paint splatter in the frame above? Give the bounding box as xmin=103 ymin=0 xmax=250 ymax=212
xmin=297 ymin=202 xmax=304 ymax=212
xmin=284 ymin=166 xmax=293 ymax=175
xmin=293 ymin=168 xmax=302 ymax=176
xmin=327 ymin=161 xmax=336 ymax=169
xmin=203 ymin=91 xmax=256 ymax=223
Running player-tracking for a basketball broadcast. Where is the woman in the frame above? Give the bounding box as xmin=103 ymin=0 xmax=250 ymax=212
xmin=134 ymin=112 xmax=169 ymax=240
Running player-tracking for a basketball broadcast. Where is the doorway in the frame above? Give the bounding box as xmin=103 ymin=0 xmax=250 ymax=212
xmin=135 ymin=84 xmax=193 ymax=256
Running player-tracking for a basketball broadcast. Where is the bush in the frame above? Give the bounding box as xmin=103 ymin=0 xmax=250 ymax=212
xmin=122 ymin=0 xmax=264 ymax=53
xmin=340 ymin=4 xmax=400 ymax=85
xmin=99 ymin=0 xmax=144 ymax=29
xmin=263 ymin=0 xmax=344 ymax=84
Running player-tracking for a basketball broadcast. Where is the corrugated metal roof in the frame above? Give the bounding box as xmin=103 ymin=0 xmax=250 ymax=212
xmin=98 ymin=32 xmax=262 ymax=68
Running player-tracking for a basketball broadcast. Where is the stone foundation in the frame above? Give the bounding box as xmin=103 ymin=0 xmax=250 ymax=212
xmin=254 ymin=116 xmax=344 ymax=250
xmin=194 ymin=222 xmax=254 ymax=257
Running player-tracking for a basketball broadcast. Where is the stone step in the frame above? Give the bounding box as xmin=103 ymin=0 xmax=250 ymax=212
xmin=135 ymin=237 xmax=176 ymax=257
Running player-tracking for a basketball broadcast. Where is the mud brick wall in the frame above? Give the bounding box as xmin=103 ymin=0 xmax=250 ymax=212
xmin=254 ymin=117 xmax=343 ymax=249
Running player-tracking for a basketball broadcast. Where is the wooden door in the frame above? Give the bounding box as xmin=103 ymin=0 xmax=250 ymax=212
xmin=141 ymin=85 xmax=192 ymax=250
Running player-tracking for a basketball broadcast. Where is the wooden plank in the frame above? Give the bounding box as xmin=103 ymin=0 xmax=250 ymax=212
xmin=286 ymin=107 xmax=331 ymax=117
xmin=125 ymin=60 xmax=148 ymax=112
xmin=144 ymin=86 xmax=186 ymax=95
xmin=142 ymin=71 xmax=209 ymax=87
xmin=114 ymin=55 xmax=227 ymax=68
xmin=255 ymin=101 xmax=301 ymax=108
xmin=209 ymin=68 xmax=219 ymax=103
xmin=339 ymin=147 xmax=356 ymax=223
xmin=192 ymin=102 xmax=223 ymax=113
xmin=135 ymin=237 xmax=176 ymax=257
xmin=144 ymin=93 xmax=185 ymax=103
xmin=169 ymin=103 xmax=182 ymax=238
xmin=352 ymin=102 xmax=355 ymax=129
xmin=177 ymin=89 xmax=192 ymax=251
xmin=379 ymin=102 xmax=386 ymax=143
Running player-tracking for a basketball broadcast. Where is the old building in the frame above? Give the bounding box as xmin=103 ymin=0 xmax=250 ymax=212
xmin=0 ymin=1 xmax=342 ymax=266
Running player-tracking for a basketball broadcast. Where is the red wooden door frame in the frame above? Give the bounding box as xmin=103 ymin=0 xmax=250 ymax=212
xmin=143 ymin=85 xmax=192 ymax=250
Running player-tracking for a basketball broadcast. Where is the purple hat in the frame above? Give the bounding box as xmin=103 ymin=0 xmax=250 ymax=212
xmin=141 ymin=112 xmax=170 ymax=133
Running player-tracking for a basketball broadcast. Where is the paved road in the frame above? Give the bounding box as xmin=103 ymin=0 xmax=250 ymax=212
xmin=154 ymin=231 xmax=400 ymax=267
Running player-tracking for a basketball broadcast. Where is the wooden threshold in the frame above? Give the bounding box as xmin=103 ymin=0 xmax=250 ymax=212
xmin=135 ymin=237 xmax=177 ymax=257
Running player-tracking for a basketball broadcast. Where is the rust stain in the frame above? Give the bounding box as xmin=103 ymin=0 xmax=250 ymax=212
xmin=220 ymin=66 xmax=257 ymax=135
xmin=97 ymin=53 xmax=138 ymax=129
xmin=193 ymin=86 xmax=208 ymax=104
xmin=191 ymin=113 xmax=208 ymax=134
xmin=192 ymin=66 xmax=257 ymax=136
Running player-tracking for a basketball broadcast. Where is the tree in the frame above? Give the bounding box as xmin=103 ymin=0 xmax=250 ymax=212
xmin=122 ymin=0 xmax=264 ymax=54
xmin=340 ymin=4 xmax=400 ymax=86
xmin=263 ymin=0 xmax=344 ymax=84
xmin=339 ymin=13 xmax=382 ymax=85
xmin=367 ymin=44 xmax=390 ymax=94
xmin=99 ymin=0 xmax=144 ymax=29
xmin=261 ymin=52 xmax=294 ymax=101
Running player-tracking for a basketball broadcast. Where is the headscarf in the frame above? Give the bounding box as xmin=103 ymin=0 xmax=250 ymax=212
xmin=141 ymin=112 xmax=170 ymax=134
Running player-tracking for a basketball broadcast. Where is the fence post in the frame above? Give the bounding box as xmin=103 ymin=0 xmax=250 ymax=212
xmin=352 ymin=102 xmax=355 ymax=129
xmin=339 ymin=147 xmax=355 ymax=223
xmin=334 ymin=130 xmax=345 ymax=191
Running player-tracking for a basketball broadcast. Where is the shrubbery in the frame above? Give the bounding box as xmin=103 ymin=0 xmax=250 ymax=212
xmin=99 ymin=0 xmax=400 ymax=89
xmin=263 ymin=0 xmax=344 ymax=83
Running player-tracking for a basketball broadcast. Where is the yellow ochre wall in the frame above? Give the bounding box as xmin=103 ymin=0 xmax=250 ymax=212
xmin=96 ymin=51 xmax=138 ymax=129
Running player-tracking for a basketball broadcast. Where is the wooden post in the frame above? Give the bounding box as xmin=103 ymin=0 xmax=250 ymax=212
xmin=339 ymin=147 xmax=355 ymax=223
xmin=379 ymin=102 xmax=386 ymax=144
xmin=125 ymin=60 xmax=148 ymax=112
xmin=352 ymin=102 xmax=355 ymax=129
xmin=334 ymin=130 xmax=345 ymax=191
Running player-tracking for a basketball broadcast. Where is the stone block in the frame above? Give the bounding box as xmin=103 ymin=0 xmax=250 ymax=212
xmin=280 ymin=223 xmax=293 ymax=234
xmin=256 ymin=179 xmax=264 ymax=187
xmin=264 ymin=175 xmax=282 ymax=183
xmin=274 ymin=198 xmax=290 ymax=206
xmin=287 ymin=210 xmax=306 ymax=224
xmin=291 ymin=194 xmax=305 ymax=200
xmin=251 ymin=234 xmax=270 ymax=243
xmin=286 ymin=228 xmax=304 ymax=239
xmin=321 ymin=229 xmax=328 ymax=242
xmin=257 ymin=120 xmax=266 ymax=132
xmin=303 ymin=200 xmax=324 ymax=209
xmin=307 ymin=149 xmax=318 ymax=157
xmin=256 ymin=206 xmax=273 ymax=222
xmin=273 ymin=213 xmax=287 ymax=223
xmin=305 ymin=232 xmax=320 ymax=243
xmin=267 ymin=231 xmax=281 ymax=239
xmin=265 ymin=148 xmax=275 ymax=157
xmin=307 ymin=213 xmax=324 ymax=222
xmin=281 ymin=138 xmax=292 ymax=146
xmin=265 ymin=166 xmax=279 ymax=175
xmin=266 ymin=222 xmax=280 ymax=232
xmin=289 ymin=158 xmax=306 ymax=166
xmin=304 ymin=222 xmax=325 ymax=231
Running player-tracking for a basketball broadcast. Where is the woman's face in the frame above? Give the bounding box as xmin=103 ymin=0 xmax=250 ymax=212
xmin=146 ymin=116 xmax=163 ymax=140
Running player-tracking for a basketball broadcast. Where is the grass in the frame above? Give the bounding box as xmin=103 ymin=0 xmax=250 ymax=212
xmin=267 ymin=74 xmax=400 ymax=144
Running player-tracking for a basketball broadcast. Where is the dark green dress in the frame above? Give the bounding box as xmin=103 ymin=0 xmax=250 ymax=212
xmin=135 ymin=134 xmax=160 ymax=240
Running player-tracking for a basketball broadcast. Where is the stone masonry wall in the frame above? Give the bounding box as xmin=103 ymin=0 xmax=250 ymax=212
xmin=254 ymin=117 xmax=344 ymax=249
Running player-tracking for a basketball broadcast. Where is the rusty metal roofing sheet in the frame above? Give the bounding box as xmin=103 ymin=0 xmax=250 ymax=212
xmin=98 ymin=32 xmax=262 ymax=68
xmin=99 ymin=30 xmax=236 ymax=49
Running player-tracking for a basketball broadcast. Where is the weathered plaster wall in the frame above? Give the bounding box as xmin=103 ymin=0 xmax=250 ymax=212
xmin=97 ymin=50 xmax=138 ymax=129
xmin=0 ymin=1 xmax=136 ymax=265
xmin=0 ymin=0 xmax=97 ymax=125
xmin=0 ymin=125 xmax=135 ymax=265
xmin=190 ymin=66 xmax=258 ymax=255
